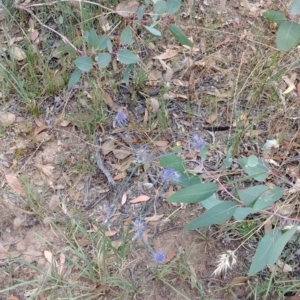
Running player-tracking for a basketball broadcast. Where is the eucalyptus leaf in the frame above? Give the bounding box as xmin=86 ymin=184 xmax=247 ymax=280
xmin=233 ymin=207 xmax=254 ymax=221
xmin=96 ymin=53 xmax=111 ymax=68
xmin=238 ymin=156 xmax=269 ymax=182
xmin=252 ymin=187 xmax=284 ymax=212
xmin=167 ymin=182 xmax=218 ymax=203
xmin=154 ymin=0 xmax=166 ymax=15
xmin=68 ymin=68 xmax=81 ymax=90
xmin=223 ymin=146 xmax=233 ymax=170
xmin=201 ymin=194 xmax=222 ymax=210
xmin=276 ymin=21 xmax=300 ymax=52
xmin=291 ymin=0 xmax=300 ymax=15
xmin=168 ymin=24 xmax=193 ymax=47
xmin=263 ymin=10 xmax=285 ymax=25
xmin=120 ymin=26 xmax=133 ymax=45
xmin=144 ymin=25 xmax=161 ymax=37
xmin=248 ymin=228 xmax=281 ymax=276
xmin=123 ymin=63 xmax=135 ymax=86
xmin=137 ymin=4 xmax=146 ymax=20
xmin=160 ymin=153 xmax=186 ymax=173
xmin=183 ymin=201 xmax=236 ymax=231
xmin=237 ymin=185 xmax=269 ymax=206
xmin=166 ymin=0 xmax=181 ymax=14
xmin=74 ymin=56 xmax=93 ymax=72
xmin=98 ymin=35 xmax=110 ymax=51
xmin=86 ymin=28 xmax=98 ymax=48
xmin=175 ymin=172 xmax=201 ymax=187
xmin=117 ymin=50 xmax=140 ymax=64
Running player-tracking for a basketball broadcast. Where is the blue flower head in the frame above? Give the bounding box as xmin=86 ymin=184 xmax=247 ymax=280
xmin=152 ymin=250 xmax=166 ymax=264
xmin=191 ymin=134 xmax=205 ymax=151
xmin=162 ymin=167 xmax=180 ymax=183
xmin=115 ymin=111 xmax=128 ymax=127
xmin=132 ymin=219 xmax=146 ymax=240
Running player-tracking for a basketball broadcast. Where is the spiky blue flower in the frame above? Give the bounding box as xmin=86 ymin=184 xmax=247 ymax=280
xmin=162 ymin=167 xmax=180 ymax=183
xmin=132 ymin=219 xmax=146 ymax=240
xmin=115 ymin=111 xmax=127 ymax=127
xmin=134 ymin=146 xmax=149 ymax=164
xmin=191 ymin=134 xmax=205 ymax=151
xmin=152 ymin=250 xmax=166 ymax=264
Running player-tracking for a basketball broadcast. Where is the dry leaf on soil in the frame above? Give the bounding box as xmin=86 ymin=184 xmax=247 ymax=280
xmin=121 ymin=193 xmax=127 ymax=205
xmin=129 ymin=195 xmax=150 ymax=203
xmin=116 ymin=0 xmax=139 ymax=17
xmin=148 ymin=97 xmax=160 ymax=111
xmin=103 ymin=91 xmax=115 ymax=108
xmin=10 ymin=45 xmax=26 ymax=61
xmin=206 ymin=110 xmax=217 ymax=124
xmin=101 ymin=139 xmax=116 ymax=155
xmin=230 ymin=276 xmax=249 ymax=286
xmin=112 ymin=149 xmax=131 ymax=159
xmin=154 ymin=140 xmax=169 ymax=147
xmin=154 ymin=49 xmax=178 ymax=60
xmin=105 ymin=230 xmax=118 ymax=237
xmin=145 ymin=214 xmax=164 ymax=222
xmin=0 ymin=112 xmax=16 ymax=127
xmin=113 ymin=172 xmax=127 ymax=180
xmin=5 ymin=174 xmax=26 ymax=196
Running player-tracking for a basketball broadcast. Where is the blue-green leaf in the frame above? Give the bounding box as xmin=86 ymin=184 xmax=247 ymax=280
xmin=137 ymin=4 xmax=146 ymax=20
xmin=263 ymin=10 xmax=285 ymax=25
xmin=167 ymin=182 xmax=218 ymax=203
xmin=238 ymin=156 xmax=269 ymax=182
xmin=117 ymin=50 xmax=140 ymax=64
xmin=123 ymin=63 xmax=135 ymax=86
xmin=168 ymin=24 xmax=193 ymax=47
xmin=154 ymin=0 xmax=166 ymax=15
xmin=248 ymin=228 xmax=282 ymax=276
xmin=291 ymin=0 xmax=300 ymax=15
xmin=223 ymin=146 xmax=233 ymax=170
xmin=74 ymin=56 xmax=93 ymax=72
xmin=120 ymin=26 xmax=133 ymax=45
xmin=85 ymin=28 xmax=98 ymax=48
xmin=233 ymin=207 xmax=254 ymax=221
xmin=268 ymin=226 xmax=298 ymax=265
xmin=237 ymin=185 xmax=269 ymax=206
xmin=175 ymin=173 xmax=201 ymax=187
xmin=201 ymin=194 xmax=222 ymax=210
xmin=98 ymin=35 xmax=111 ymax=51
xmin=252 ymin=187 xmax=284 ymax=212
xmin=96 ymin=53 xmax=111 ymax=68
xmin=183 ymin=201 xmax=236 ymax=231
xmin=276 ymin=21 xmax=300 ymax=52
xmin=160 ymin=153 xmax=185 ymax=173
xmin=144 ymin=25 xmax=161 ymax=37
xmin=166 ymin=0 xmax=181 ymax=14
xmin=68 ymin=68 xmax=82 ymax=90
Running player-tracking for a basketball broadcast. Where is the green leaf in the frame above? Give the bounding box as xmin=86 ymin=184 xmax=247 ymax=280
xmin=67 ymin=68 xmax=82 ymax=90
xmin=223 ymin=146 xmax=233 ymax=170
xmin=144 ymin=25 xmax=161 ymax=37
xmin=123 ymin=63 xmax=135 ymax=86
xmin=117 ymin=50 xmax=140 ymax=64
xmin=201 ymin=194 xmax=222 ymax=210
xmin=238 ymin=156 xmax=269 ymax=182
xmin=183 ymin=201 xmax=236 ymax=231
xmin=74 ymin=57 xmax=93 ymax=72
xmin=200 ymin=144 xmax=209 ymax=162
xmin=168 ymin=24 xmax=193 ymax=47
xmin=120 ymin=26 xmax=133 ymax=45
xmin=233 ymin=207 xmax=254 ymax=221
xmin=96 ymin=53 xmax=111 ymax=68
xmin=291 ymin=0 xmax=300 ymax=15
xmin=98 ymin=35 xmax=110 ymax=51
xmin=252 ymin=187 xmax=284 ymax=212
xmin=166 ymin=0 xmax=181 ymax=14
xmin=276 ymin=21 xmax=300 ymax=52
xmin=154 ymin=0 xmax=166 ymax=15
xmin=268 ymin=226 xmax=298 ymax=265
xmin=160 ymin=153 xmax=186 ymax=173
xmin=85 ymin=28 xmax=98 ymax=48
xmin=237 ymin=185 xmax=269 ymax=206
xmin=248 ymin=228 xmax=282 ymax=276
xmin=175 ymin=173 xmax=201 ymax=187
xmin=167 ymin=182 xmax=218 ymax=203
xmin=137 ymin=4 xmax=146 ymax=20
xmin=263 ymin=10 xmax=285 ymax=25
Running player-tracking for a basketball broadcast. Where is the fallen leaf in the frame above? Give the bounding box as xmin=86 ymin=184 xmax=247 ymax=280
xmin=48 ymin=195 xmax=60 ymax=211
xmin=121 ymin=193 xmax=127 ymax=205
xmin=283 ymin=75 xmax=296 ymax=94
xmin=8 ymin=296 xmax=20 ymax=300
xmin=130 ymin=195 xmax=150 ymax=203
xmin=276 ymin=259 xmax=293 ymax=272
xmin=33 ymin=125 xmax=50 ymax=137
xmin=0 ymin=112 xmax=16 ymax=127
xmin=149 ymin=97 xmax=160 ymax=111
xmin=10 ymin=45 xmax=26 ymax=61
xmin=104 ymin=91 xmax=115 ymax=108
xmin=59 ymin=120 xmax=70 ymax=127
xmin=154 ymin=140 xmax=169 ymax=147
xmin=286 ymin=296 xmax=300 ymax=300
xmin=105 ymin=230 xmax=118 ymax=237
xmin=35 ymin=132 xmax=52 ymax=142
xmin=5 ymin=174 xmax=26 ymax=196
xmin=154 ymin=49 xmax=178 ymax=60
xmin=205 ymin=110 xmax=217 ymax=124
xmin=145 ymin=214 xmax=164 ymax=222
xmin=34 ymin=163 xmax=55 ymax=177
xmin=101 ymin=139 xmax=116 ymax=156
xmin=116 ymin=0 xmax=139 ymax=17
xmin=112 ymin=149 xmax=131 ymax=159
xmin=113 ymin=172 xmax=127 ymax=180
xmin=58 ymin=253 xmax=65 ymax=276
xmin=111 ymin=240 xmax=122 ymax=248
xmin=44 ymin=250 xmax=55 ymax=264
xmin=230 ymin=276 xmax=249 ymax=286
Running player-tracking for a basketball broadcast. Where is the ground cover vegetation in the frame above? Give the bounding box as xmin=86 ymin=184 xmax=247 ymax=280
xmin=1 ymin=0 xmax=300 ymax=299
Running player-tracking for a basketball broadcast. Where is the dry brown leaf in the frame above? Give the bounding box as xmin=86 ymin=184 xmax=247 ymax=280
xmin=154 ymin=49 xmax=178 ymax=60
xmin=101 ymin=139 xmax=116 ymax=156
xmin=0 ymin=112 xmax=16 ymax=127
xmin=264 ymin=218 xmax=273 ymax=234
xmin=8 ymin=296 xmax=20 ymax=300
xmin=111 ymin=240 xmax=122 ymax=249
xmin=112 ymin=149 xmax=131 ymax=159
xmin=44 ymin=250 xmax=55 ymax=264
xmin=5 ymin=174 xmax=26 ymax=196
xmin=163 ymin=249 xmax=177 ymax=264
xmin=48 ymin=195 xmax=60 ymax=211
xmin=130 ymin=195 xmax=150 ymax=203
xmin=34 ymin=163 xmax=55 ymax=177
xmin=149 ymin=97 xmax=160 ymax=111
xmin=113 ymin=172 xmax=127 ymax=180
xmin=10 ymin=46 xmax=26 ymax=61
xmin=59 ymin=120 xmax=70 ymax=127
xmin=0 ymin=251 xmax=21 ymax=260
xmin=230 ymin=276 xmax=248 ymax=286
xmin=33 ymin=125 xmax=50 ymax=137
xmin=121 ymin=193 xmax=127 ymax=205
xmin=189 ymin=70 xmax=195 ymax=90
xmin=58 ymin=253 xmax=65 ymax=276
xmin=104 ymin=91 xmax=115 ymax=108
xmin=283 ymin=75 xmax=296 ymax=94
xmin=286 ymin=296 xmax=300 ymax=300
xmin=154 ymin=140 xmax=169 ymax=147
xmin=36 ymin=132 xmax=52 ymax=142
xmin=145 ymin=214 xmax=164 ymax=222
xmin=105 ymin=230 xmax=118 ymax=237
xmin=172 ymin=79 xmax=189 ymax=87
xmin=116 ymin=0 xmax=139 ymax=17
xmin=205 ymin=110 xmax=217 ymax=124
xmin=276 ymin=259 xmax=293 ymax=272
